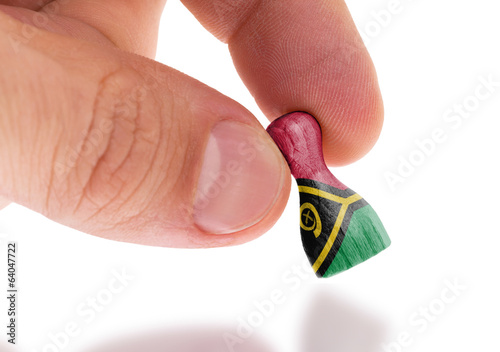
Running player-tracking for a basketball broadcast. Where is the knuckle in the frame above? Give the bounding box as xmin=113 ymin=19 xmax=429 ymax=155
xmin=61 ymin=67 xmax=164 ymax=223
xmin=46 ymin=62 xmax=203 ymax=235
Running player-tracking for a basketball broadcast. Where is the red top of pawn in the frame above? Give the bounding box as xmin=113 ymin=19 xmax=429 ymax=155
xmin=267 ymin=112 xmax=347 ymax=190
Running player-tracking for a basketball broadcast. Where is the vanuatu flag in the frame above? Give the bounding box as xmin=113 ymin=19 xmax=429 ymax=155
xmin=297 ymin=179 xmax=391 ymax=278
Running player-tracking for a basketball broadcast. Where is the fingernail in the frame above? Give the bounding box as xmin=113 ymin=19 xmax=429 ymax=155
xmin=194 ymin=120 xmax=286 ymax=234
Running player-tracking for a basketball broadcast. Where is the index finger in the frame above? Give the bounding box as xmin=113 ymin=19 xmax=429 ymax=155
xmin=182 ymin=0 xmax=383 ymax=166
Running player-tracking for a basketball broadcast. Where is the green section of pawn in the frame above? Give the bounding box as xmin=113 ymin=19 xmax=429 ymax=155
xmin=323 ymin=205 xmax=391 ymax=278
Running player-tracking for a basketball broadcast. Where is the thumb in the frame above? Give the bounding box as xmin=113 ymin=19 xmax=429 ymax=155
xmin=0 ymin=13 xmax=289 ymax=248
xmin=0 ymin=196 xmax=10 ymax=211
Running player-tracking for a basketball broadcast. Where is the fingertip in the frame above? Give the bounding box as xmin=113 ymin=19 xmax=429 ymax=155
xmin=182 ymin=0 xmax=384 ymax=165
xmin=195 ymin=168 xmax=291 ymax=248
xmin=316 ymin=68 xmax=385 ymax=166
xmin=255 ymin=46 xmax=385 ymax=167
xmin=192 ymin=119 xmax=291 ymax=240
xmin=225 ymin=0 xmax=384 ymax=166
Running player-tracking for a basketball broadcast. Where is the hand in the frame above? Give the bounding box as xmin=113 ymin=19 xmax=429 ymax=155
xmin=0 ymin=0 xmax=383 ymax=248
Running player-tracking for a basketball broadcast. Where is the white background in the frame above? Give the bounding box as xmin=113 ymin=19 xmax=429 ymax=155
xmin=1 ymin=0 xmax=499 ymax=351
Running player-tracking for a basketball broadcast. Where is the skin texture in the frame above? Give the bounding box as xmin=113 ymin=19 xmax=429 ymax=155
xmin=0 ymin=0 xmax=383 ymax=248
xmin=183 ymin=0 xmax=384 ymax=165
